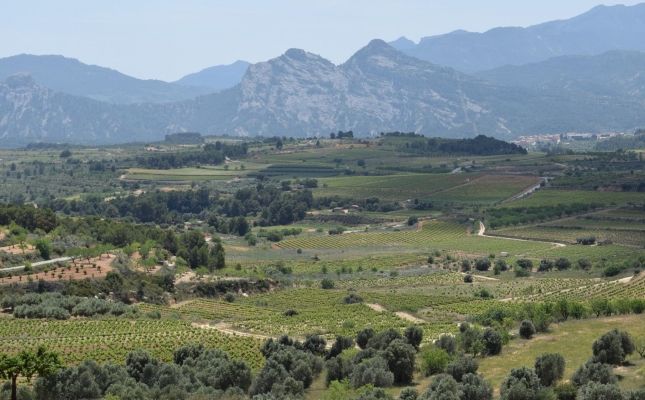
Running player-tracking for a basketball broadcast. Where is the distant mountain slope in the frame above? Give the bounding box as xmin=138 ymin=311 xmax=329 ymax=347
xmin=174 ymin=60 xmax=250 ymax=92
xmin=2 ymin=41 xmax=645 ymax=146
xmin=476 ymin=50 xmax=645 ymax=103
xmin=391 ymin=3 xmax=645 ymax=72
xmin=0 ymin=54 xmax=212 ymax=104
xmin=0 ymin=74 xmax=169 ymax=145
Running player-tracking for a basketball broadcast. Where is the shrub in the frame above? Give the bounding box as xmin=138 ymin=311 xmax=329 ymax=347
xmin=592 ymin=329 xmax=634 ymax=365
xmin=420 ymin=347 xmax=451 ymax=376
xmin=463 ymin=274 xmax=473 ymax=283
xmin=555 ymin=258 xmax=571 ymax=271
xmin=535 ymin=353 xmax=565 ymax=386
xmin=475 ymin=258 xmax=491 ymax=271
xmin=350 ymin=357 xmax=394 ymax=388
xmin=577 ymin=382 xmax=624 ymax=400
xmin=538 ymin=259 xmax=554 ymax=272
xmin=571 ymin=361 xmax=617 ymax=387
xmin=577 ymin=258 xmax=592 ymax=270
xmin=435 ymin=335 xmax=457 ymax=355
xmin=356 ymin=328 xmax=375 ymax=350
xmin=519 ymin=320 xmax=537 ymax=339
xmin=284 ymin=309 xmax=299 ymax=317
xmin=404 ymin=326 xmax=423 ymax=350
xmin=344 ymin=293 xmax=363 ymax=304
xmin=500 ymin=367 xmax=542 ymax=400
xmin=461 ymin=260 xmax=472 ymax=272
xmin=423 ymin=374 xmax=459 ymax=399
xmin=516 ymin=259 xmax=533 ymax=270
xmin=482 ymin=328 xmax=502 ymax=356
xmin=554 ymin=383 xmax=577 ymax=400
xmin=460 ymin=373 xmax=493 ymax=400
xmin=321 ymin=279 xmax=335 ymax=289
xmin=445 ymin=355 xmax=478 ymax=382
xmin=383 ymin=339 xmax=416 ymax=384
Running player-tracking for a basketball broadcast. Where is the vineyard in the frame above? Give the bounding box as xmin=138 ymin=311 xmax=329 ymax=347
xmin=314 ymin=173 xmax=476 ymax=201
xmin=490 ymin=207 xmax=645 ymax=247
xmin=0 ymin=318 xmax=265 ymax=369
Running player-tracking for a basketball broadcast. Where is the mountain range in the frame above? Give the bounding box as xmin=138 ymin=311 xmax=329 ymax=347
xmin=1 ymin=3 xmax=645 ymax=146
xmin=391 ymin=3 xmax=645 ymax=72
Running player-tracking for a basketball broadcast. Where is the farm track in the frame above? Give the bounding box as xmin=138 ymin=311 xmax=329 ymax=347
xmin=478 ymin=221 xmax=566 ymax=248
xmin=192 ymin=322 xmax=272 ymax=340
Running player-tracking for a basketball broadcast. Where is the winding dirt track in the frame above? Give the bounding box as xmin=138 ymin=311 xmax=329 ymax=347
xmin=477 ymin=221 xmax=566 ymax=248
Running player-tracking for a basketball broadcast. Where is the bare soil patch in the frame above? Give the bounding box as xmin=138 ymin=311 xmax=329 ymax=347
xmin=395 ymin=311 xmax=425 ymax=323
xmin=0 ymin=254 xmax=115 ymax=285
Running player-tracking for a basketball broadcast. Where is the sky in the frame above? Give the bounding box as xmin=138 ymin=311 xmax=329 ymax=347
xmin=0 ymin=0 xmax=642 ymax=81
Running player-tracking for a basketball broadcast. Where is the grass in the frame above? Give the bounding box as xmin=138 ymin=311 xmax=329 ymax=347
xmin=478 ymin=315 xmax=645 ymax=389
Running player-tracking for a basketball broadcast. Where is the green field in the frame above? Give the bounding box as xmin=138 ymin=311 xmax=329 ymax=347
xmin=478 ymin=315 xmax=645 ymax=389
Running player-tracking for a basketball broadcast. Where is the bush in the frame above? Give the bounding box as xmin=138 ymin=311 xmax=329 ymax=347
xmin=555 ymin=383 xmax=577 ymax=400
xmin=516 ymin=259 xmax=533 ymax=270
xmin=500 ymin=367 xmax=542 ymax=400
xmin=555 ymin=258 xmax=571 ymax=271
xmin=475 ymin=258 xmax=491 ymax=271
xmin=344 ymin=293 xmax=363 ymax=304
xmin=592 ymin=329 xmax=634 ymax=365
xmin=482 ymin=328 xmax=502 ymax=356
xmin=445 ymin=355 xmax=478 ymax=382
xmin=519 ymin=320 xmax=537 ymax=339
xmin=350 ymin=356 xmax=394 ymax=388
xmin=535 ymin=353 xmax=565 ymax=386
xmin=356 ymin=328 xmax=375 ymax=350
xmin=321 ymin=279 xmax=335 ymax=289
xmin=571 ymin=361 xmax=617 ymax=387
xmin=538 ymin=259 xmax=554 ymax=272
xmin=461 ymin=260 xmax=472 ymax=272
xmin=383 ymin=339 xmax=416 ymax=384
xmin=577 ymin=382 xmax=624 ymax=400
xmin=420 ymin=347 xmax=451 ymax=376
xmin=460 ymin=373 xmax=493 ymax=400
xmin=463 ymin=274 xmax=474 ymax=283
xmin=404 ymin=326 xmax=423 ymax=350
xmin=423 ymin=374 xmax=459 ymax=399
xmin=435 ymin=335 xmax=457 ymax=355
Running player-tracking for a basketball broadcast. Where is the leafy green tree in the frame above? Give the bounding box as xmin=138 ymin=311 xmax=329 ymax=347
xmin=0 ymin=346 xmax=61 ymax=400
xmin=34 ymin=238 xmax=52 ymax=260
xmin=383 ymin=339 xmax=416 ymax=384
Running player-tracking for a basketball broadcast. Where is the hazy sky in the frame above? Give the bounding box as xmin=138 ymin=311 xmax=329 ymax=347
xmin=1 ymin=1 xmax=641 ymax=81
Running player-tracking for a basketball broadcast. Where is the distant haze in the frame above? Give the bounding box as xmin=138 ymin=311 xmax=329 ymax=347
xmin=0 ymin=0 xmax=642 ymax=81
